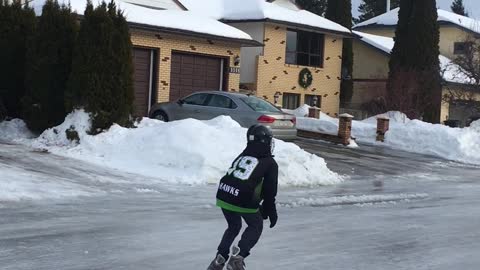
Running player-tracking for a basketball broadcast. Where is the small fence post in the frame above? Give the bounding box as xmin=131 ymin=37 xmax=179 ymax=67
xmin=338 ymin=113 xmax=354 ymax=145
xmin=376 ymin=116 xmax=390 ymax=142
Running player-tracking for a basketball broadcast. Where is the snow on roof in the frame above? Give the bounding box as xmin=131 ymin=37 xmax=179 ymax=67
xmin=355 ymin=8 xmax=480 ymax=35
xmin=353 ymin=30 xmax=394 ymax=54
xmin=30 ymin=0 xmax=254 ymax=42
xmin=354 ymin=30 xmax=474 ymax=85
xmin=179 ymin=0 xmax=352 ymax=35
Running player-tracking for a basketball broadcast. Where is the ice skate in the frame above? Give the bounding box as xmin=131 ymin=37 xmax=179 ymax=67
xmin=226 ymin=246 xmax=245 ymax=270
xmin=207 ymin=254 xmax=226 ymax=270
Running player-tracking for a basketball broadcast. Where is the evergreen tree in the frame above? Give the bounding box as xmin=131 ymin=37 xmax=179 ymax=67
xmin=67 ymin=0 xmax=134 ymax=133
xmin=357 ymin=0 xmax=401 ymax=23
xmin=387 ymin=0 xmax=441 ymax=122
xmin=296 ymin=0 xmax=327 ymax=16
xmin=451 ymin=0 xmax=468 ymax=17
xmin=326 ymin=0 xmax=354 ymax=107
xmin=23 ymin=0 xmax=78 ymax=132
xmin=0 ymin=0 xmax=36 ymax=118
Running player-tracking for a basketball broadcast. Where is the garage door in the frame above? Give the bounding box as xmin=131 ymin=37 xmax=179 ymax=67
xmin=170 ymin=53 xmax=223 ymax=101
xmin=132 ymin=48 xmax=154 ymax=116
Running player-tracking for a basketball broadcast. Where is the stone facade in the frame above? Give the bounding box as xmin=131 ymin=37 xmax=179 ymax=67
xmin=255 ymin=23 xmax=343 ymax=117
xmin=130 ymin=29 xmax=241 ymax=103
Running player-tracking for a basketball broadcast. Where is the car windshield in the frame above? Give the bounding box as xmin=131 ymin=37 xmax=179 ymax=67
xmin=240 ymin=96 xmax=281 ymax=113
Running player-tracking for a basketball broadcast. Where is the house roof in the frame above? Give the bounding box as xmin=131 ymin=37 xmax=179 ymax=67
xmin=354 ymin=8 xmax=480 ymax=36
xmin=178 ymin=0 xmax=353 ymax=37
xmin=353 ymin=31 xmax=474 ymax=85
xmin=30 ymin=0 xmax=261 ymax=46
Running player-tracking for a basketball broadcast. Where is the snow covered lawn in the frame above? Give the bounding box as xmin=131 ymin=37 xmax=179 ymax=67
xmin=287 ymin=105 xmax=480 ymax=166
xmin=0 ymin=110 xmax=342 ymax=190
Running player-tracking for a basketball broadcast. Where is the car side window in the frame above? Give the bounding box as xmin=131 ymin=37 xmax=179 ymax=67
xmin=183 ymin=93 xmax=208 ymax=106
xmin=206 ymin=94 xmax=238 ymax=109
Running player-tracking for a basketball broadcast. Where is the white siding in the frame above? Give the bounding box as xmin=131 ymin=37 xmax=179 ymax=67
xmin=122 ymin=0 xmax=184 ymax=10
xmin=229 ymin=22 xmax=265 ymax=84
xmin=271 ymin=0 xmax=300 ymax=11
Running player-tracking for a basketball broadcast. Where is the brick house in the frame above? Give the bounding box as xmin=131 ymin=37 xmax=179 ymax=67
xmin=178 ymin=0 xmax=353 ymax=117
xmin=33 ymin=0 xmax=352 ymax=117
xmin=351 ymin=8 xmax=480 ymax=124
xmin=119 ymin=1 xmax=260 ymax=116
xmin=31 ymin=0 xmax=260 ymax=116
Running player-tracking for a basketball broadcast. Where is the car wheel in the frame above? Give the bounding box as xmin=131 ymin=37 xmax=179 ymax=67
xmin=152 ymin=111 xmax=169 ymax=122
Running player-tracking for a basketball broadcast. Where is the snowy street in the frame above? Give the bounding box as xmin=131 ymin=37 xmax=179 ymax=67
xmin=1 ymin=139 xmax=479 ymax=270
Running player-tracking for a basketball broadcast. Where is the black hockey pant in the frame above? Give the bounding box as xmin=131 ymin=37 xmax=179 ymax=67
xmin=217 ymin=208 xmax=263 ymax=259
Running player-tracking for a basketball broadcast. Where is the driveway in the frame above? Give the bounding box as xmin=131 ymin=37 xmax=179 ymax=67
xmin=0 ymin=139 xmax=479 ymax=270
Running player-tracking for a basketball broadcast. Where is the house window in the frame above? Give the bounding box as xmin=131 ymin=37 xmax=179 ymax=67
xmin=286 ymin=29 xmax=325 ymax=67
xmin=454 ymin=42 xmax=472 ymax=55
xmin=305 ymin=94 xmax=322 ymax=107
xmin=282 ymin=93 xmax=300 ymax=109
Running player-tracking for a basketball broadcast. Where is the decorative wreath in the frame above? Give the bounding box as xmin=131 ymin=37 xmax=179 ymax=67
xmin=299 ymin=68 xmax=313 ymax=89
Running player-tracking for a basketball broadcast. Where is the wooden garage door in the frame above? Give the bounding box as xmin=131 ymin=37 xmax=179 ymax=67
xmin=132 ymin=48 xmax=153 ymax=116
xmin=170 ymin=53 xmax=222 ymax=101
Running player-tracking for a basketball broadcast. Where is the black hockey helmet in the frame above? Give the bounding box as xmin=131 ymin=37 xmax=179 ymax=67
xmin=246 ymin=124 xmax=275 ymax=155
xmin=247 ymin=124 xmax=273 ymax=144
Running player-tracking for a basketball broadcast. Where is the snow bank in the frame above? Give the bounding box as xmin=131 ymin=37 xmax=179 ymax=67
xmin=296 ymin=111 xmax=480 ymax=165
xmin=0 ymin=119 xmax=35 ymax=142
xmin=30 ymin=110 xmax=342 ymax=186
xmin=282 ymin=104 xmax=309 ymax=118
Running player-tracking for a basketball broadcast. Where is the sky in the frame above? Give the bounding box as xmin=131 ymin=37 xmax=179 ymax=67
xmin=351 ymin=0 xmax=480 ymax=19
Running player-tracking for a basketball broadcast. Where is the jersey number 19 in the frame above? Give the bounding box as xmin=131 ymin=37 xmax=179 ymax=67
xmin=227 ymin=156 xmax=259 ymax=181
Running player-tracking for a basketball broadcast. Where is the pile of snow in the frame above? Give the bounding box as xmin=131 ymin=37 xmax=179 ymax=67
xmin=0 ymin=119 xmax=35 ymax=142
xmin=30 ymin=0 xmax=253 ymax=41
xmin=295 ymin=110 xmax=480 ymax=165
xmin=29 ymin=110 xmax=342 ymax=186
xmin=361 ymin=111 xmax=410 ymax=124
xmin=283 ymin=104 xmax=310 ymax=118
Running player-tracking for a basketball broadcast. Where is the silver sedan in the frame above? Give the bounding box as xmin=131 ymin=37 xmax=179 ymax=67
xmin=149 ymin=91 xmax=297 ymax=140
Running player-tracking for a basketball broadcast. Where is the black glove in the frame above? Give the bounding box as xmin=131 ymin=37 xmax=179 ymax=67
xmin=260 ymin=203 xmax=277 ymax=228
xmin=268 ymin=210 xmax=278 ymax=228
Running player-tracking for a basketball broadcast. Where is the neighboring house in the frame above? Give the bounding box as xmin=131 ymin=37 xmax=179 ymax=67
xmin=179 ymin=0 xmax=353 ymax=117
xmin=32 ymin=0 xmax=260 ymax=117
xmin=354 ymin=8 xmax=480 ymax=60
xmin=352 ymin=30 xmax=478 ymax=124
xmin=352 ymin=8 xmax=480 ymax=124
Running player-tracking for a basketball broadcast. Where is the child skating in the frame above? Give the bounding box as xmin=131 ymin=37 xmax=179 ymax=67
xmin=207 ymin=124 xmax=279 ymax=270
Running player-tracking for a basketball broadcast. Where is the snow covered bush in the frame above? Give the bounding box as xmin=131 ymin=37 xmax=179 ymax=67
xmin=0 ymin=119 xmax=35 ymax=142
xmin=66 ymin=1 xmax=134 ymax=133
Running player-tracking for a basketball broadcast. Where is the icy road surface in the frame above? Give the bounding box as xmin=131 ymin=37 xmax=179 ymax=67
xmin=1 ymin=139 xmax=480 ymax=270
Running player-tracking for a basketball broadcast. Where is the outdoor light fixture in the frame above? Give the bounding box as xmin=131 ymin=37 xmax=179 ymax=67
xmin=234 ymin=56 xmax=240 ymax=66
xmin=274 ymin=92 xmax=282 ymax=105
